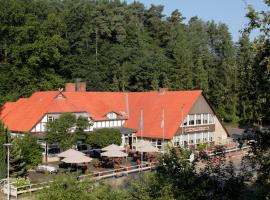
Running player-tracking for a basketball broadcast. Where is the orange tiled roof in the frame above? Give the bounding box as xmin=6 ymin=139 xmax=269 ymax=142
xmin=0 ymin=90 xmax=202 ymax=139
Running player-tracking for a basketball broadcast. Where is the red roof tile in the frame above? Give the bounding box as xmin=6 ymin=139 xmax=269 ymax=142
xmin=0 ymin=90 xmax=202 ymax=139
xmin=124 ymin=91 xmax=202 ymax=139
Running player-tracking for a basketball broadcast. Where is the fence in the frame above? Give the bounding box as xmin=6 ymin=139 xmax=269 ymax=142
xmin=2 ymin=162 xmax=158 ymax=198
xmin=207 ymin=145 xmax=249 ymax=157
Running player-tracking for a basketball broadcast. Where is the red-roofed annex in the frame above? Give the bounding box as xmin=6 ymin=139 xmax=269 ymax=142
xmin=0 ymin=83 xmax=228 ymax=149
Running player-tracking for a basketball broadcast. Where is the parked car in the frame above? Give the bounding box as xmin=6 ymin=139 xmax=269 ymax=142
xmin=36 ymin=165 xmax=58 ymax=173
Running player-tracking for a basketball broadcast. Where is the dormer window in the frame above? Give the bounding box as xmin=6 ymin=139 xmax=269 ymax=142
xmin=106 ymin=112 xmax=117 ymax=119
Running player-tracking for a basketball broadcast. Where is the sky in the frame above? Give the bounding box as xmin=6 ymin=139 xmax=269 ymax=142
xmin=126 ymin=0 xmax=269 ymax=41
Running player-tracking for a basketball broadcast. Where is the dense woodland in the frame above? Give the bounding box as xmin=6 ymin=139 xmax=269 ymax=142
xmin=0 ymin=0 xmax=269 ymax=125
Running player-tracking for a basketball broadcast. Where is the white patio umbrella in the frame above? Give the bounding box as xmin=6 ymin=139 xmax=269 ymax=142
xmin=58 ymin=149 xmax=85 ymax=158
xmin=101 ymin=150 xmax=128 ymax=158
xmin=134 ymin=140 xmax=159 ymax=153
xmin=61 ymin=155 xmax=92 ymax=164
xmin=101 ymin=144 xmax=125 ymax=152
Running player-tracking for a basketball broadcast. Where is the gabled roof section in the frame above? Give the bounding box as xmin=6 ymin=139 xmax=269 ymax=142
xmin=0 ymin=92 xmax=58 ymax=132
xmin=124 ymin=90 xmax=202 ymax=139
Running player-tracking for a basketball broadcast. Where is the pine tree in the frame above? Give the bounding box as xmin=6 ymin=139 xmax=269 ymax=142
xmin=236 ymin=34 xmax=254 ymax=123
xmin=9 ymin=139 xmax=26 ymax=178
xmin=151 ymin=72 xmax=159 ymax=90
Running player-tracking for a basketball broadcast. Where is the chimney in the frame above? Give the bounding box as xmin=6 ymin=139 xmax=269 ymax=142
xmin=78 ymin=82 xmax=86 ymax=92
xmin=159 ymin=88 xmax=168 ymax=94
xmin=65 ymin=83 xmax=76 ymax=92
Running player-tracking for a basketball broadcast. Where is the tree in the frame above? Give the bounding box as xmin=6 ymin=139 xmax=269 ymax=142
xmin=0 ymin=121 xmax=7 ymax=179
xmin=16 ymin=133 xmax=42 ymax=168
xmin=128 ymin=172 xmax=174 ymax=200
xmin=75 ymin=116 xmax=91 ymax=141
xmin=9 ymin=138 xmax=26 ymax=178
xmin=236 ymin=34 xmax=254 ymax=124
xmin=243 ymin=2 xmax=270 ymax=124
xmin=86 ymin=128 xmax=121 ymax=148
xmin=156 ymin=147 xmax=206 ymax=199
xmin=46 ymin=113 xmax=89 ymax=150
xmin=241 ymin=128 xmax=270 ymax=198
xmin=128 ymin=146 xmax=246 ymax=200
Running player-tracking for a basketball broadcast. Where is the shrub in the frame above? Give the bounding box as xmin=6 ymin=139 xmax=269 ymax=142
xmin=12 ymin=177 xmax=31 ymax=190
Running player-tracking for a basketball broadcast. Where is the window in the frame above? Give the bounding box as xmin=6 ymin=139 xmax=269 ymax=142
xmin=196 ymin=114 xmax=202 ymax=125
xmin=156 ymin=140 xmax=163 ymax=149
xmin=189 ymin=115 xmax=195 ymax=125
xmin=189 ymin=140 xmax=194 ymax=144
xmin=48 ymin=116 xmax=54 ymax=122
xmin=203 ymin=114 xmax=208 ymax=124
xmin=196 ymin=138 xmax=201 ymax=143
xmin=209 ymin=114 xmax=214 ymax=124
xmin=106 ymin=112 xmax=117 ymax=119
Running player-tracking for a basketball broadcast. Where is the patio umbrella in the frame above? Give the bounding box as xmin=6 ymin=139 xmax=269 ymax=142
xmin=61 ymin=155 xmax=92 ymax=164
xmin=58 ymin=149 xmax=85 ymax=158
xmin=134 ymin=140 xmax=159 ymax=153
xmin=101 ymin=150 xmax=128 ymax=158
xmin=101 ymin=144 xmax=125 ymax=152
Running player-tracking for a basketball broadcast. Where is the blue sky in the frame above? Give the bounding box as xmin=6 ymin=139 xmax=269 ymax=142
xmin=126 ymin=0 xmax=268 ymax=41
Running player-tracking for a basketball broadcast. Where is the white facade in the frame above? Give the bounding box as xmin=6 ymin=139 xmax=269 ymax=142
xmin=170 ymin=94 xmax=228 ymax=148
xmin=30 ymin=112 xmax=126 ymax=133
xmin=172 ymin=132 xmax=214 ymax=147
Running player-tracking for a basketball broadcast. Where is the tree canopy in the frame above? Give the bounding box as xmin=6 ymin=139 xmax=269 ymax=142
xmin=86 ymin=128 xmax=121 ymax=148
xmin=45 ymin=113 xmax=89 ymax=150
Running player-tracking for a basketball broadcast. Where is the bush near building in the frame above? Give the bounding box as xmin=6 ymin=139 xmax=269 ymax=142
xmin=86 ymin=128 xmax=121 ymax=148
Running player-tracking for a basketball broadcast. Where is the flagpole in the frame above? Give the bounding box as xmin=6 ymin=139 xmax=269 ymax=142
xmin=140 ymin=110 xmax=143 ymax=166
xmin=162 ymin=109 xmax=165 ymax=154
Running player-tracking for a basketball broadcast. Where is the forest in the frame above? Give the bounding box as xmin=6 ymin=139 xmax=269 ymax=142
xmin=0 ymin=0 xmax=269 ymax=125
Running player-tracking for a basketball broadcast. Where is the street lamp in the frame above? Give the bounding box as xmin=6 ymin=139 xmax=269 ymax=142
xmin=3 ymin=143 xmax=12 ymax=200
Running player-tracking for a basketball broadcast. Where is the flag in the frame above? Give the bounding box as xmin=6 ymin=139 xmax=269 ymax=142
xmin=161 ymin=109 xmax=164 ymax=128
xmin=139 ymin=110 xmax=143 ymax=129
